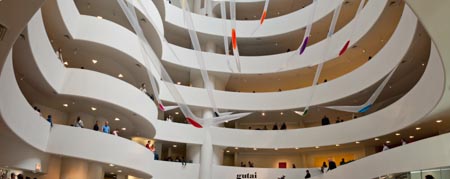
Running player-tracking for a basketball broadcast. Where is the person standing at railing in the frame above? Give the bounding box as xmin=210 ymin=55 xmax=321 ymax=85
xmin=102 ymin=121 xmax=110 ymax=134
xmin=304 ymin=170 xmax=311 ymax=179
xmin=327 ymin=159 xmax=337 ymax=171
xmin=382 ymin=144 xmax=390 ymax=151
xmin=74 ymin=116 xmax=84 ymax=128
xmin=93 ymin=121 xmax=99 ymax=131
xmin=426 ymin=175 xmax=435 ymax=179
xmin=47 ymin=115 xmax=53 ymax=127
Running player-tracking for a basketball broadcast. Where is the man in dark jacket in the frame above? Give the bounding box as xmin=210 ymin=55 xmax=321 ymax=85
xmin=328 ymin=159 xmax=337 ymax=171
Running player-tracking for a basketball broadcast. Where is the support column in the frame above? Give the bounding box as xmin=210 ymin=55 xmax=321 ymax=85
xmin=60 ymin=158 xmax=88 ymax=179
xmin=87 ymin=163 xmax=103 ymax=179
xmin=189 ymin=39 xmax=230 ymax=179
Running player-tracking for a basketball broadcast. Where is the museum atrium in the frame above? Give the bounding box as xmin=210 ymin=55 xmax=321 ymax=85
xmin=0 ymin=0 xmax=450 ymax=178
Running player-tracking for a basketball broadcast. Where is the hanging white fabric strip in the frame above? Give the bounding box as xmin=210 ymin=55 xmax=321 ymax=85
xmin=339 ymin=0 xmax=365 ymax=56
xmin=220 ymin=1 xmax=236 ymax=72
xmin=181 ymin=0 xmax=222 ymax=116
xmin=298 ymin=0 xmax=319 ymax=55
xmin=295 ymin=3 xmax=343 ymax=116
xmin=324 ymin=63 xmax=399 ymax=113
xmin=117 ymin=0 xmax=251 ymax=127
xmin=230 ymin=0 xmax=242 ymax=72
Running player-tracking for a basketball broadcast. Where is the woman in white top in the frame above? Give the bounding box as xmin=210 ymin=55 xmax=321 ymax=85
xmin=75 ymin=117 xmax=84 ymax=128
xmin=382 ymin=144 xmax=390 ymax=151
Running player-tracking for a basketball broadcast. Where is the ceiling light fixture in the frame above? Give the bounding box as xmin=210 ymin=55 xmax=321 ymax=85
xmin=118 ymin=74 xmax=124 ymax=78
xmin=97 ymin=16 xmax=103 ymax=19
xmin=253 ymin=148 xmax=257 ymax=151
xmin=63 ymin=104 xmax=68 ymax=107
xmin=175 ymin=112 xmax=179 ymax=115
xmin=436 ymin=120 xmax=443 ymax=123
xmin=315 ymin=146 xmax=319 ymax=149
xmin=92 ymin=59 xmax=98 ymax=64
xmin=295 ymin=147 xmax=299 ymax=150
xmin=374 ymin=138 xmax=379 ymax=141
xmin=335 ymin=144 xmax=340 ymax=147
xmin=274 ymin=148 xmax=278 ymax=150
xmin=416 ymin=127 xmax=421 ymax=130
xmin=395 ymin=133 xmax=401 ymax=136
xmin=226 ymin=150 xmax=230 ymax=153
xmin=63 ymin=61 xmax=69 ymax=66
xmin=117 ymin=170 xmax=122 ymax=173
xmin=109 ymin=164 xmax=114 ymax=167
xmin=386 ymin=141 xmax=391 ymax=144
xmin=173 ymin=145 xmax=177 ymax=148
xmin=115 ymin=118 xmax=120 ymax=121
xmin=409 ymin=135 xmax=414 ymax=139
xmin=355 ymin=141 xmax=360 ymax=144
xmin=280 ymin=112 xmax=284 ymax=115
xmin=421 ymin=63 xmax=425 ymax=66
xmin=121 ymin=128 xmax=126 ymax=131
xmin=177 ymin=82 xmax=181 ymax=85
xmin=261 ymin=112 xmax=265 ymax=116
xmin=91 ymin=107 xmax=97 ymax=111
xmin=235 ymin=147 xmax=239 ymax=150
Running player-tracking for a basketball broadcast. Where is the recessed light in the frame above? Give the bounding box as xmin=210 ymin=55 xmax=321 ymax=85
xmin=253 ymin=148 xmax=257 ymax=151
xmin=118 ymin=74 xmax=124 ymax=78
xmin=226 ymin=150 xmax=230 ymax=153
xmin=110 ymin=172 xmax=114 ymax=175
xmin=386 ymin=141 xmax=391 ymax=144
xmin=225 ymin=120 xmax=229 ymax=123
xmin=374 ymin=138 xmax=379 ymax=141
xmin=274 ymin=148 xmax=278 ymax=150
xmin=117 ymin=170 xmax=122 ymax=173
xmin=235 ymin=147 xmax=239 ymax=150
xmin=436 ymin=120 xmax=443 ymax=123
xmin=395 ymin=133 xmax=401 ymax=136
xmin=91 ymin=107 xmax=97 ymax=111
xmin=109 ymin=164 xmax=114 ymax=167
xmin=315 ymin=146 xmax=319 ymax=149
xmin=295 ymin=147 xmax=299 ymax=149
xmin=177 ymin=82 xmax=181 ymax=85
xmin=261 ymin=112 xmax=265 ymax=116
xmin=173 ymin=145 xmax=177 ymax=148
xmin=355 ymin=141 xmax=360 ymax=144
xmin=280 ymin=112 xmax=284 ymax=115
xmin=121 ymin=128 xmax=126 ymax=131
xmin=63 ymin=61 xmax=69 ymax=66
xmin=421 ymin=63 xmax=425 ymax=66
xmin=63 ymin=104 xmax=68 ymax=107
xmin=97 ymin=16 xmax=103 ymax=19
xmin=409 ymin=135 xmax=414 ymax=139
xmin=362 ymin=49 xmax=366 ymax=53
xmin=175 ymin=112 xmax=179 ymax=115
xmin=115 ymin=118 xmax=120 ymax=121
xmin=335 ymin=144 xmax=340 ymax=147
xmin=92 ymin=59 xmax=98 ymax=64
xmin=416 ymin=127 xmax=421 ymax=130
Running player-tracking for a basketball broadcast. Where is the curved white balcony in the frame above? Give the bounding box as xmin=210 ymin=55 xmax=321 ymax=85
xmin=20 ymin=11 xmax=157 ymax=138
xmin=164 ymin=0 xmax=342 ymax=38
xmin=51 ymin=0 xmax=412 ymax=111
xmin=159 ymin=5 xmax=417 ymax=110
xmin=156 ymin=42 xmax=444 ymax=149
xmin=162 ymin=0 xmax=387 ymax=74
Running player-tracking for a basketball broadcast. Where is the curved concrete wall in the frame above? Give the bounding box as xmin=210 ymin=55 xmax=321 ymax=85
xmin=25 ymin=11 xmax=157 ymax=138
xmin=159 ymin=6 xmax=417 ymax=110
xmin=164 ymin=0 xmax=342 ymax=38
xmin=53 ymin=0 xmax=413 ymax=111
xmin=158 ymin=43 xmax=444 ymax=148
xmin=162 ymin=0 xmax=387 ymax=74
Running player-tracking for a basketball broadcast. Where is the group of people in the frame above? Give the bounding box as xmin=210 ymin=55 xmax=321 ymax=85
xmin=32 ymin=107 xmax=121 ymax=136
xmin=321 ymin=115 xmax=347 ymax=126
xmin=240 ymin=161 xmax=255 ymax=167
xmin=383 ymin=139 xmax=408 ymax=151
xmin=6 ymin=173 xmax=36 ymax=179
xmin=248 ymin=122 xmax=288 ymax=130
